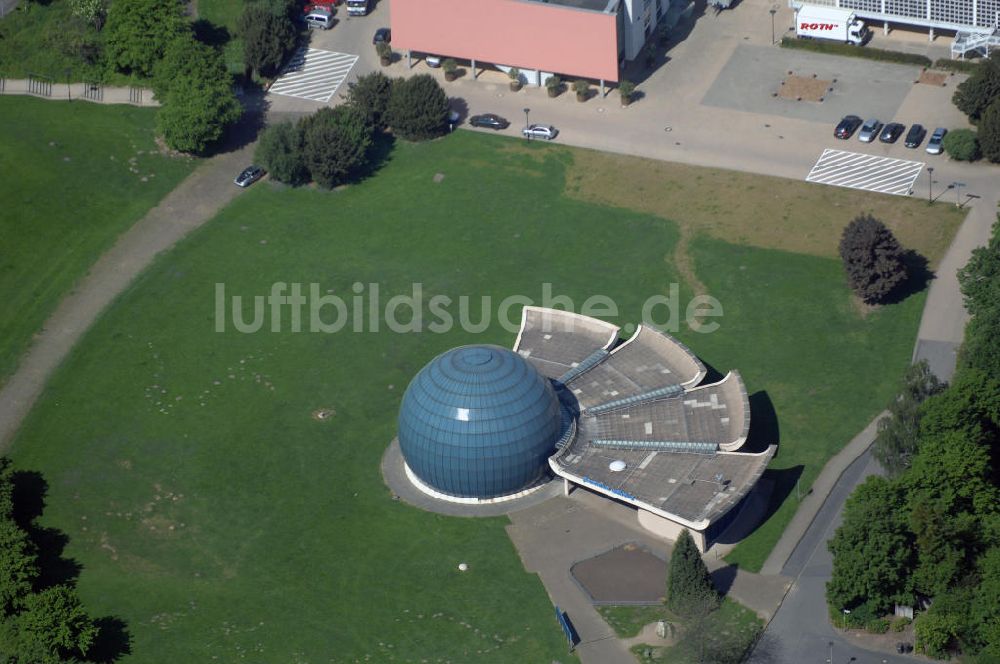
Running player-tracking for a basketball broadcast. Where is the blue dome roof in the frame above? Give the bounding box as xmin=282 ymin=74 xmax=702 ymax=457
xmin=398 ymin=344 xmax=562 ymax=499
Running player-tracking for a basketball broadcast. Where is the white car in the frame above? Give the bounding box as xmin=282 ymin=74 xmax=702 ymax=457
xmin=522 ymin=124 xmax=558 ymax=140
xmin=858 ymin=118 xmax=882 ymax=143
xmin=925 ymin=127 xmax=947 ymax=155
xmin=425 ymin=55 xmax=441 ymax=68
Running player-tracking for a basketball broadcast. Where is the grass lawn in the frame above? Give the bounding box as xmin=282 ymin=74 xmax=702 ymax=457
xmin=630 ymin=599 xmax=764 ymax=663
xmin=195 ymin=0 xmax=249 ymax=74
xmin=5 ymin=131 xmax=959 ymax=659
xmin=598 ymin=605 xmax=668 ymax=639
xmin=0 ymin=97 xmax=196 ymax=387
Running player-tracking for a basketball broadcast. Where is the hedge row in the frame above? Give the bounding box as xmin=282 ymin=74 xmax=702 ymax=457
xmin=933 ymin=58 xmax=982 ymax=74
xmin=779 ymin=37 xmax=932 ymax=66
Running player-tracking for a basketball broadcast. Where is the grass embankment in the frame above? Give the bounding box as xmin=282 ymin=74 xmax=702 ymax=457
xmin=5 ymin=131 xmax=961 ymax=659
xmin=0 ymin=97 xmax=196 ymax=386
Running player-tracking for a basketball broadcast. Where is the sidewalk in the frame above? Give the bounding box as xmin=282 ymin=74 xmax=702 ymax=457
xmin=0 ymin=79 xmax=158 ymax=106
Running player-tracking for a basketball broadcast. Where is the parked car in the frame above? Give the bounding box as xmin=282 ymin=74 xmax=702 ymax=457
xmin=926 ymin=127 xmax=947 ymax=154
xmin=469 ymin=114 xmax=510 ymax=130
xmin=905 ymin=124 xmax=926 ymax=148
xmin=522 ymin=124 xmax=558 ymax=140
xmin=303 ymin=0 xmax=338 ymax=14
xmin=834 ymin=115 xmax=863 ymax=139
xmin=879 ymin=122 xmax=905 ymax=144
xmin=234 ymin=165 xmax=265 ymax=188
xmin=372 ymin=28 xmax=391 ymax=44
xmin=858 ymin=118 xmax=882 ymax=143
xmin=304 ymin=8 xmax=334 ymax=29
xmin=425 ymin=55 xmax=441 ymax=68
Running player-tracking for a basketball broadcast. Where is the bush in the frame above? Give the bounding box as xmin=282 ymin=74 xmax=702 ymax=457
xmin=442 ymin=58 xmax=457 ymax=81
xmin=238 ymin=0 xmax=298 ymax=79
xmin=867 ymin=618 xmax=891 ymax=634
xmin=255 ymin=122 xmax=307 ymax=185
xmin=104 ymin=0 xmax=187 ymax=77
xmin=892 ymin=616 xmax=913 ymax=632
xmin=508 ymin=67 xmax=522 ymax=91
xmin=545 ymin=75 xmax=561 ymax=97
xmin=376 ymin=41 xmax=392 ymax=66
xmin=915 ymin=611 xmax=962 ymax=658
xmin=619 ymin=79 xmax=636 ymax=104
xmin=943 ymin=128 xmax=981 ymax=161
xmin=780 ymin=36 xmax=932 ymax=66
xmin=572 ymin=79 xmax=590 ymax=101
xmin=345 ymin=71 xmax=393 ymax=132
xmin=838 ymin=214 xmax=909 ymax=304
xmin=386 ymin=74 xmax=449 ymax=141
xmin=979 ymin=99 xmax=1000 ymax=162
xmin=301 ymin=106 xmax=372 ymax=188
xmin=69 ymin=0 xmax=107 ymax=30
xmin=933 ymin=58 xmax=981 ymax=74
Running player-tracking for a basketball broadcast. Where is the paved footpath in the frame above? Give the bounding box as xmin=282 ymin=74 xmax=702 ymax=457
xmin=1 ymin=79 xmax=159 ymax=106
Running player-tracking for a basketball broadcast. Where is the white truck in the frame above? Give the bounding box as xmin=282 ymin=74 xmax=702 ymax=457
xmin=346 ymin=0 xmax=370 ymax=16
xmin=795 ymin=5 xmax=869 ymax=45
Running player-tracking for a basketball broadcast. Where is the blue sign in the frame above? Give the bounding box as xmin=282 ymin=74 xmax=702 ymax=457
xmin=554 ymin=606 xmax=578 ymax=650
xmin=582 ymin=476 xmax=637 ymax=501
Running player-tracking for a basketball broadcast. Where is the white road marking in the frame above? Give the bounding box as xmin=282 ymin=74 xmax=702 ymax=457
xmin=806 ymin=149 xmax=924 ymax=196
xmin=269 ymin=48 xmax=359 ymax=103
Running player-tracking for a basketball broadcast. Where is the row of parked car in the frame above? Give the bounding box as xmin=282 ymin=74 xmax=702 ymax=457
xmin=834 ymin=115 xmax=947 ymax=154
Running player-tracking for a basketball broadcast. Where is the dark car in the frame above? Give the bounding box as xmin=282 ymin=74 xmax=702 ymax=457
xmin=879 ymin=122 xmax=905 ymax=144
xmin=234 ymin=165 xmax=265 ymax=188
xmin=834 ymin=115 xmax=863 ymax=139
xmin=905 ymin=123 xmax=926 ymax=148
xmin=372 ymin=28 xmax=391 ymax=44
xmin=469 ymin=113 xmax=510 ymax=130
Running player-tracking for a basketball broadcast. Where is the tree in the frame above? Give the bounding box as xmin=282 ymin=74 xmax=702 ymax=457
xmin=154 ymin=36 xmax=243 ymax=153
xmin=826 ymin=476 xmax=914 ymax=616
xmin=14 ymin=586 xmax=98 ymax=661
xmin=385 ymin=74 xmax=448 ymax=141
xmin=69 ymin=0 xmax=108 ymax=30
xmin=943 ymin=128 xmax=981 ymax=161
xmin=969 ymin=547 xmax=1000 ymax=655
xmin=301 ymin=106 xmax=372 ymax=188
xmin=979 ymin=99 xmax=1000 ymax=162
xmin=238 ymin=0 xmax=298 ymax=79
xmin=919 ymin=369 xmax=1000 ymax=448
xmin=873 ymin=360 xmax=945 ymax=476
xmin=958 ymin=219 xmax=1000 ymax=377
xmin=671 ymin=594 xmax=758 ymax=664
xmin=346 ymin=71 xmax=394 ymax=132
xmin=255 ymin=122 xmax=308 ymax=185
xmin=838 ymin=213 xmax=908 ymax=304
xmin=916 ymin=610 xmax=963 ymax=658
xmin=667 ymin=529 xmax=716 ymax=617
xmin=952 ymin=53 xmax=1000 ymax=122
xmin=0 ymin=519 xmax=39 ymax=616
xmin=104 ymin=0 xmax=187 ymax=77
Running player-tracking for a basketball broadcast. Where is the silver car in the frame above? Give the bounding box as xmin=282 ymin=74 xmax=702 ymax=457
xmin=926 ymin=127 xmax=947 ymax=155
xmin=858 ymin=118 xmax=882 ymax=143
xmin=522 ymin=124 xmax=558 ymax=140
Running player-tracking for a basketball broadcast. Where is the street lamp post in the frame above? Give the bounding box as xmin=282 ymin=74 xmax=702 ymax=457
xmin=65 ymin=68 xmax=71 ymax=102
xmin=954 ymin=181 xmax=966 ymax=207
xmin=926 ymin=166 xmax=934 ymax=203
xmin=523 ymin=107 xmax=530 ymax=140
xmin=770 ymin=7 xmax=778 ymax=44
xmin=827 ymin=640 xmax=834 ymax=663
xmin=842 ymin=608 xmax=851 ymax=629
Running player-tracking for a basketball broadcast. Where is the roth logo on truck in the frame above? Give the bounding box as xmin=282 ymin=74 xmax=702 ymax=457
xmin=801 ymin=21 xmax=839 ymax=29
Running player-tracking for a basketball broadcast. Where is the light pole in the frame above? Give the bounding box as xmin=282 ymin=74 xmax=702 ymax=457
xmin=65 ymin=67 xmax=71 ymax=102
xmin=770 ymin=7 xmax=777 ymax=44
xmin=926 ymin=166 xmax=934 ymax=203
xmin=842 ymin=608 xmax=851 ymax=629
xmin=954 ymin=181 xmax=966 ymax=207
xmin=827 ymin=640 xmax=834 ymax=663
xmin=523 ymin=107 xmax=531 ymax=140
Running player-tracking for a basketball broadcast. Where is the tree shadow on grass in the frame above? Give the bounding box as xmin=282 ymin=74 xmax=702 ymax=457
xmin=352 ymin=131 xmax=396 ymax=182
xmin=191 ymin=19 xmax=231 ymax=50
xmin=12 ymin=471 xmax=82 ymax=589
xmin=87 ymin=616 xmax=132 ymax=663
xmin=883 ymin=250 xmax=934 ymax=305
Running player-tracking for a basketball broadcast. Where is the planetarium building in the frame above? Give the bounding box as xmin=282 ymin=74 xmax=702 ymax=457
xmin=393 ymin=306 xmax=776 ymax=551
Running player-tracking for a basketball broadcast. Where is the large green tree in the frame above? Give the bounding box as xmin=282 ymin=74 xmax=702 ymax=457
xmin=104 ymin=0 xmax=186 ymax=77
xmin=838 ymin=214 xmax=909 ymax=304
xmin=826 ymin=475 xmax=914 ymax=617
xmin=952 ymin=53 xmax=1000 ymax=123
xmin=958 ymin=218 xmax=1000 ymax=377
xmin=979 ymin=99 xmax=1000 ymax=163
xmin=667 ymin=529 xmax=716 ymax=617
xmin=873 ymin=360 xmax=945 ymax=477
xmin=301 ymin=106 xmax=372 ymax=188
xmin=346 ymin=71 xmax=394 ymax=132
xmin=238 ymin=0 xmax=298 ymax=79
xmin=154 ymin=36 xmax=243 ymax=153
xmin=385 ymin=74 xmax=449 ymax=141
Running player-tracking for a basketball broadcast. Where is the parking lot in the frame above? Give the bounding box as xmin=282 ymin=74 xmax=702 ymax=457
xmin=806 ymin=149 xmax=925 ymax=196
xmin=269 ymin=47 xmax=359 ymax=103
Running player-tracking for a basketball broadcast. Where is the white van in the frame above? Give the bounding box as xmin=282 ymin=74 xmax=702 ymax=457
xmin=305 ymin=10 xmax=334 ymax=29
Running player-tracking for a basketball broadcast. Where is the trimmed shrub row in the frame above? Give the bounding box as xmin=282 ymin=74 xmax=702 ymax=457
xmin=779 ymin=37 xmax=932 ymax=67
xmin=933 ymin=58 xmax=982 ymax=74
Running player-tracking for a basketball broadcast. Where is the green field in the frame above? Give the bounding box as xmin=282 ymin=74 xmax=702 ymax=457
xmin=0 ymin=97 xmax=196 ymax=386
xmin=629 ymin=600 xmax=764 ymax=663
xmin=0 ymin=2 xmax=108 ymax=81
xmin=5 ymin=130 xmax=956 ymax=660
